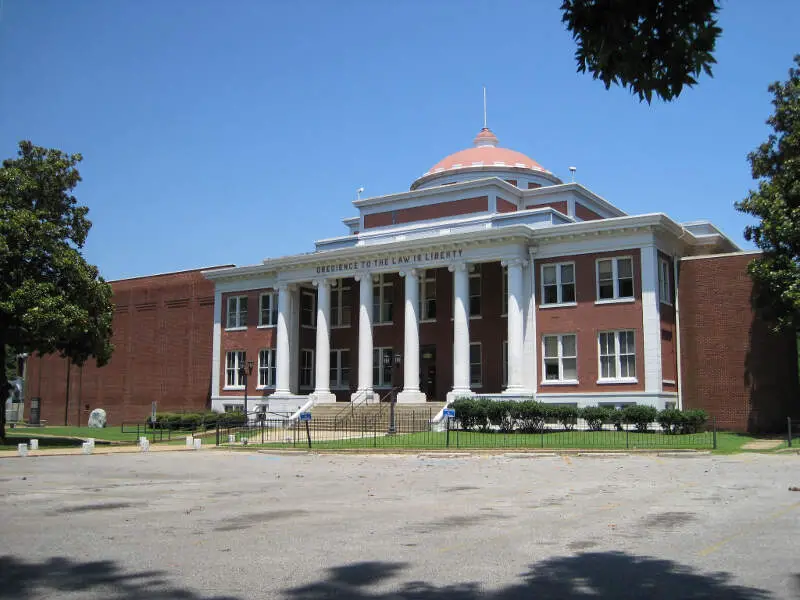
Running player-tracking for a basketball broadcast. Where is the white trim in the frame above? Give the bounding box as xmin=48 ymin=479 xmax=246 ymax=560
xmin=540 ymin=380 xmax=579 ymax=386
xmin=539 ymin=302 xmax=577 ymax=309
xmin=258 ymin=348 xmax=277 ymax=388
xmin=594 ymin=298 xmax=635 ymax=306
xmin=224 ymin=326 xmax=247 ymax=332
xmin=226 ymin=295 xmax=249 ymax=329
xmin=598 ymin=330 xmax=637 ymax=382
xmin=259 ymin=292 xmax=278 ymax=327
xmin=223 ymin=386 xmax=246 ymax=391
xmin=597 ymin=378 xmax=638 ymax=385
xmin=256 ymin=325 xmax=275 ymax=329
xmin=662 ymin=379 xmax=677 ymax=385
xmin=541 ymin=333 xmax=578 ymax=384
xmin=680 ymin=250 xmax=759 ymax=261
xmin=673 ymin=256 xmax=683 ymax=409
xmin=640 ymin=245 xmax=663 ymax=392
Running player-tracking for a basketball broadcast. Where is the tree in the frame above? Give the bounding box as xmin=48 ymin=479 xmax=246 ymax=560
xmin=735 ymin=56 xmax=800 ymax=331
xmin=0 ymin=141 xmax=114 ymax=442
xmin=561 ymin=0 xmax=721 ymax=102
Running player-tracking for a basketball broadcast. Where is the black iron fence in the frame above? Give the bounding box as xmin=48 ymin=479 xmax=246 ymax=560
xmin=214 ymin=415 xmax=717 ymax=450
xmin=788 ymin=417 xmax=800 ymax=448
xmin=120 ymin=421 xmax=207 ymax=442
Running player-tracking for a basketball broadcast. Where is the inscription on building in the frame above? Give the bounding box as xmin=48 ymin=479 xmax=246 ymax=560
xmin=315 ymin=248 xmax=464 ymax=274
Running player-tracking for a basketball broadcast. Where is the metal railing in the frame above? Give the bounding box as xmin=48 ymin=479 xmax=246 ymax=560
xmin=788 ymin=417 xmax=800 ymax=448
xmin=215 ymin=414 xmax=717 ymax=451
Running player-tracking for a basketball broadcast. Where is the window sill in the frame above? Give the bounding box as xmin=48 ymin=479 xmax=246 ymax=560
xmin=301 ymin=325 xmax=316 ymax=330
xmin=373 ymin=321 xmax=394 ymax=327
xmin=330 ymin=324 xmax=351 ymax=329
xmin=595 ymin=298 xmax=635 ymax=306
xmin=540 ymin=380 xmax=579 ymax=386
xmin=419 ymin=319 xmax=437 ymax=324
xmin=662 ymin=379 xmax=677 ymax=386
xmin=223 ymin=386 xmax=246 ymax=391
xmin=540 ymin=302 xmax=577 ymax=310
xmin=256 ymin=386 xmax=275 ymax=391
xmin=596 ymin=378 xmax=638 ymax=385
xmin=256 ymin=324 xmax=276 ymax=329
xmin=224 ymin=327 xmax=247 ymax=332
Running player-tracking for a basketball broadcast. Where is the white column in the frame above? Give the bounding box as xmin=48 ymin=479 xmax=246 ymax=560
xmin=398 ymin=269 xmax=426 ymax=403
xmin=448 ymin=262 xmax=472 ymax=401
xmin=522 ymin=248 xmax=538 ymax=394
xmin=352 ymin=273 xmax=375 ymax=402
xmin=275 ymin=284 xmax=292 ymax=395
xmin=211 ymin=289 xmax=222 ymax=403
xmin=502 ymin=259 xmax=526 ymax=394
xmin=641 ymin=244 xmax=663 ymax=393
xmin=312 ymin=279 xmax=336 ymax=403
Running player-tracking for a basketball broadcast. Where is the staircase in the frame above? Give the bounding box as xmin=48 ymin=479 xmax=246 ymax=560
xmin=310 ymin=402 xmax=445 ymax=432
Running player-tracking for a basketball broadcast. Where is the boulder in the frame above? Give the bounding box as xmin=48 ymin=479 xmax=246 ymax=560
xmin=88 ymin=408 xmax=107 ymax=428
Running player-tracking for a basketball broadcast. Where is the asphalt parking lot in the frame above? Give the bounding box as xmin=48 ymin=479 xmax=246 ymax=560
xmin=0 ymin=450 xmax=798 ymax=599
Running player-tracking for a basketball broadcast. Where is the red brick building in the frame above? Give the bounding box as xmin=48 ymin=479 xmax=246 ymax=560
xmin=21 ymin=128 xmax=799 ymax=431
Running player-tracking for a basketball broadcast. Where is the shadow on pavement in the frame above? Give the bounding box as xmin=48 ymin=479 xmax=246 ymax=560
xmin=0 ymin=555 xmax=239 ymax=600
xmin=284 ymin=553 xmax=774 ymax=600
xmin=0 ymin=552 xmax=778 ymax=600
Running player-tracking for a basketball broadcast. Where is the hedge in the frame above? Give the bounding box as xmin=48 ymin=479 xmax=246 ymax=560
xmin=148 ymin=410 xmax=246 ymax=430
xmin=448 ymin=400 xmax=708 ymax=434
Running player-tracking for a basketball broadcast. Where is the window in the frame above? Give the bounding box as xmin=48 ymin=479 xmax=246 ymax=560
xmin=300 ymin=349 xmax=315 ymax=387
xmin=469 ymin=343 xmax=482 ymax=386
xmin=331 ymin=280 xmax=352 ymax=328
xmin=542 ymin=334 xmax=577 ymax=382
xmin=301 ymin=290 xmax=316 ymax=327
xmin=225 ymin=351 xmax=246 ymax=388
xmin=541 ymin=263 xmax=576 ymax=305
xmin=502 ymin=266 xmax=508 ymax=316
xmin=258 ymin=349 xmax=276 ymax=387
xmin=659 ymin=259 xmax=671 ymax=305
xmin=596 ymin=257 xmax=634 ymax=301
xmin=226 ymin=296 xmax=248 ymax=328
xmin=469 ymin=265 xmax=481 ymax=317
xmin=373 ymin=274 xmax=393 ymax=324
xmin=598 ymin=331 xmax=636 ymax=381
xmin=330 ymin=349 xmax=351 ymax=388
xmin=372 ymin=347 xmax=393 ymax=386
xmin=223 ymin=404 xmax=238 ymax=413
xmin=419 ymin=270 xmax=437 ymax=321
xmin=259 ymin=293 xmax=277 ymax=327
xmin=502 ymin=340 xmax=508 ymax=387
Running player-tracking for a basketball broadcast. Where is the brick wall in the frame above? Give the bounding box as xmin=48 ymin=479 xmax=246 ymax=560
xmin=575 ymin=202 xmax=603 ymax=221
xmin=536 ymin=250 xmax=645 ymax=393
xmin=679 ymin=253 xmax=799 ymax=432
xmin=525 ymin=200 xmax=568 ymax=215
xmin=363 ymin=196 xmax=488 ymax=228
xmin=24 ymin=267 xmax=228 ymax=426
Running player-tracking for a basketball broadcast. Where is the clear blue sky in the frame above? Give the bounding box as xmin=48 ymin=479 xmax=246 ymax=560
xmin=2 ymin=1 xmax=798 ymax=280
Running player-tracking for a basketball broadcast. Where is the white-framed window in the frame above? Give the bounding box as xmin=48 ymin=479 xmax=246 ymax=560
xmin=598 ymin=330 xmax=636 ymax=382
xmin=373 ymin=274 xmax=393 ymax=324
xmin=330 ymin=349 xmax=351 ymax=388
xmin=258 ymin=348 xmax=276 ymax=388
xmin=469 ymin=342 xmax=482 ymax=387
xmin=419 ymin=269 xmax=437 ymax=321
xmin=225 ymin=350 xmax=246 ymax=388
xmin=502 ymin=266 xmax=508 ymax=316
xmin=542 ymin=334 xmax=578 ymax=383
xmin=226 ymin=296 xmax=248 ymax=329
xmin=469 ymin=264 xmax=481 ymax=317
xmin=300 ymin=349 xmax=315 ymax=388
xmin=301 ymin=290 xmax=316 ymax=328
xmin=259 ymin=293 xmax=277 ymax=327
xmin=331 ymin=280 xmax=352 ymax=328
xmin=502 ymin=340 xmax=508 ymax=387
xmin=223 ymin=404 xmax=238 ymax=413
xmin=659 ymin=258 xmax=672 ymax=305
xmin=372 ymin=347 xmax=393 ymax=387
xmin=541 ymin=262 xmax=576 ymax=305
xmin=596 ymin=257 xmax=634 ymax=301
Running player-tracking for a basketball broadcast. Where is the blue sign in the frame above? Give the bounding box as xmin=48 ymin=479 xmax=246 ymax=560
xmin=299 ymin=412 xmax=312 ymax=422
xmin=443 ymin=408 xmax=456 ymax=418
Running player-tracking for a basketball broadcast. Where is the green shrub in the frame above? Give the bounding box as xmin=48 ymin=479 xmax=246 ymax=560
xmin=513 ymin=399 xmax=550 ymax=433
xmin=451 ymin=398 xmax=487 ymax=431
xmin=486 ymin=401 xmax=515 ymax=432
xmin=657 ymin=408 xmax=685 ymax=434
xmin=552 ymin=405 xmax=579 ymax=431
xmin=622 ymin=405 xmax=659 ymax=432
xmin=681 ymin=409 xmax=709 ymax=434
xmin=581 ymin=406 xmax=610 ymax=431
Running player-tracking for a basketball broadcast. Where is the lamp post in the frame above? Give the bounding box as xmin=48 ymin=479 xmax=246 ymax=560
xmin=385 ymin=351 xmax=402 ymax=434
xmin=239 ymin=359 xmax=255 ymax=420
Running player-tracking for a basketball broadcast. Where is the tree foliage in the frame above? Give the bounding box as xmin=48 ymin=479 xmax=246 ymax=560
xmin=735 ymin=56 xmax=800 ymax=331
xmin=0 ymin=141 xmax=114 ymax=441
xmin=561 ymin=0 xmax=721 ymax=102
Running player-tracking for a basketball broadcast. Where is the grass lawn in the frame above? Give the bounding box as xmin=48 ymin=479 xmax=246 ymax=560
xmin=239 ymin=429 xmax=717 ymax=451
xmin=1 ymin=426 xmax=199 ymax=450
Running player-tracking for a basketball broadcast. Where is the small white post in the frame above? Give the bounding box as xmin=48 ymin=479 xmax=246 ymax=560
xmin=193 ymin=438 xmax=202 ymax=450
xmin=17 ymin=443 xmax=28 ymax=457
xmin=185 ymin=435 xmax=193 ymax=448
xmin=29 ymin=439 xmax=39 ymax=451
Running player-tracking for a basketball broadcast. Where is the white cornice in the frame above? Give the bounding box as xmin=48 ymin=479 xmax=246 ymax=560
xmin=522 ymin=183 xmax=627 ymax=218
xmin=351 ymin=177 xmax=522 ymax=209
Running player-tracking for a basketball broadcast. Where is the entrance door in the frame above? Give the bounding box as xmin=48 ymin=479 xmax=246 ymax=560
xmin=420 ymin=345 xmax=437 ymax=401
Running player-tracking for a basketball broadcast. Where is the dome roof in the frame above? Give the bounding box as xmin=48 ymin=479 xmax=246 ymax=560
xmin=423 ymin=128 xmax=550 ymax=176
